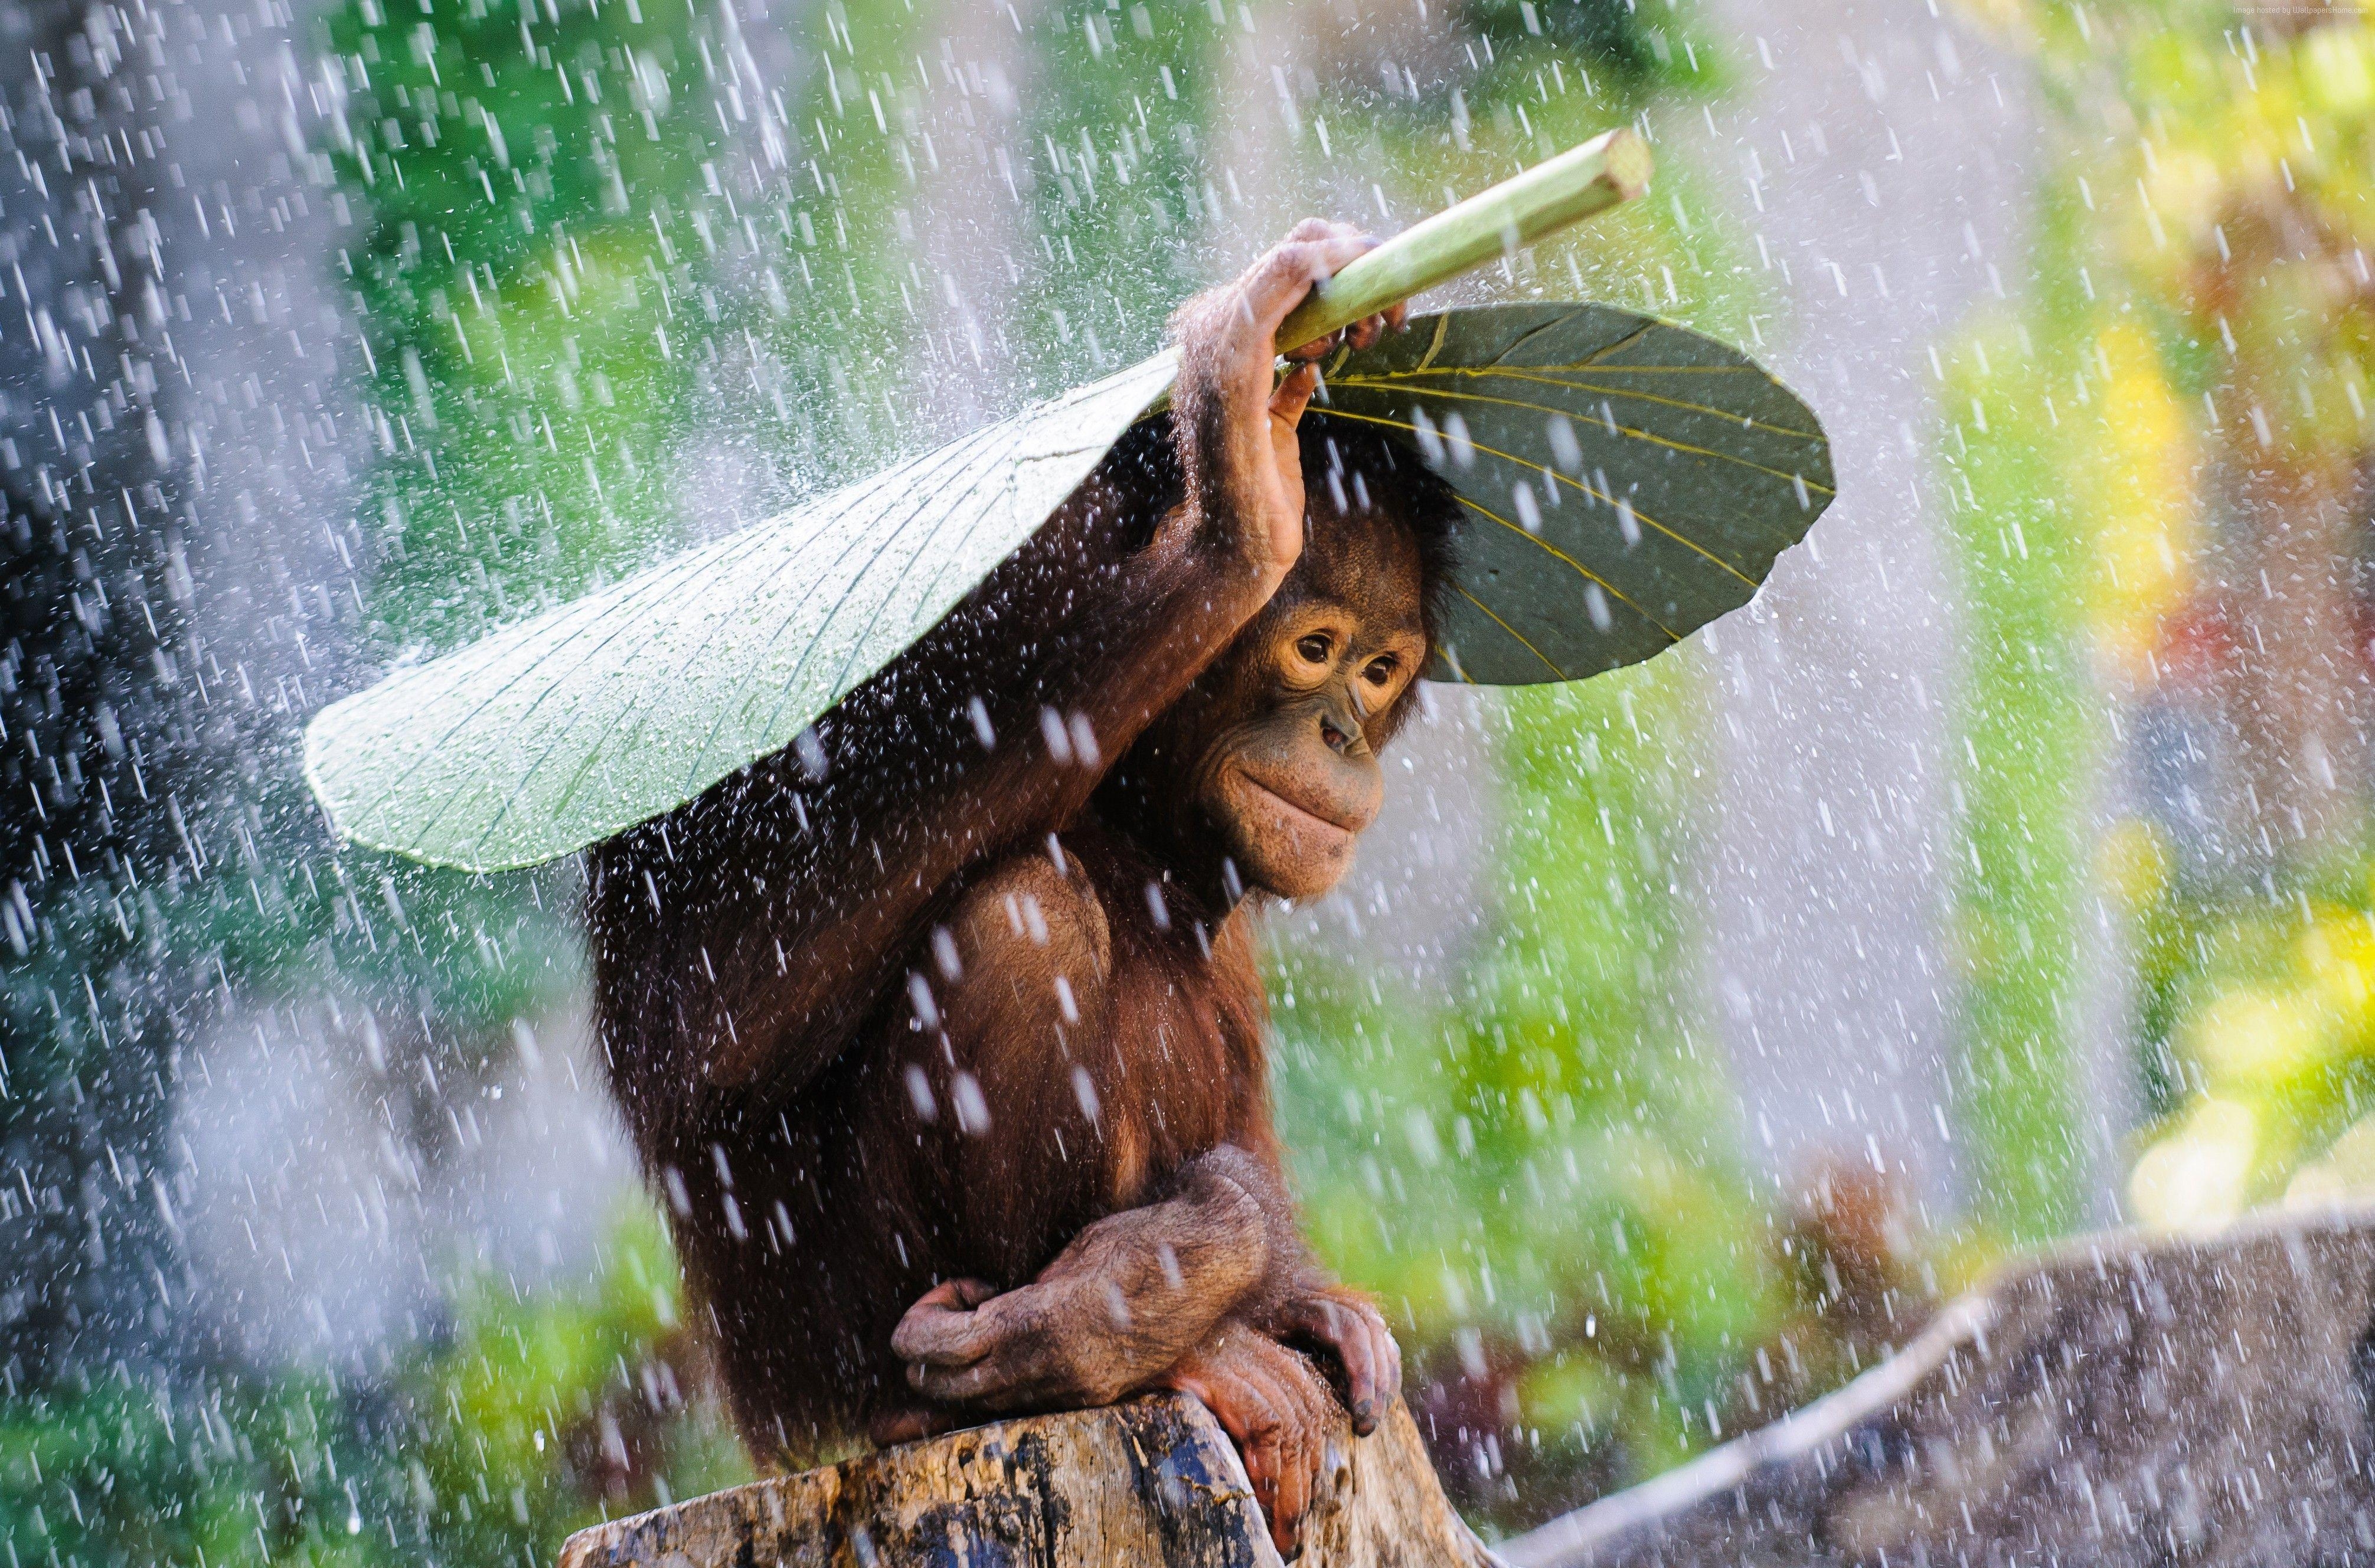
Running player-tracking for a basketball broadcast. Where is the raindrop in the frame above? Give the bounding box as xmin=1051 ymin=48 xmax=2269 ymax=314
xmin=1443 ymin=411 xmax=1476 ymax=468
xmin=1412 ymin=406 xmax=1445 ymax=463
xmin=952 ymin=1073 xmax=991 ymax=1136
xmin=904 ymin=1065 xmax=939 ymax=1123
xmin=1548 ymin=413 xmax=1582 ymax=471
xmin=1039 ymin=705 xmax=1074 ymax=766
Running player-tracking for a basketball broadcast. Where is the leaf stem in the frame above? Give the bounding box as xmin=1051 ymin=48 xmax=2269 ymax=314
xmin=1274 ymin=128 xmax=1654 ymax=353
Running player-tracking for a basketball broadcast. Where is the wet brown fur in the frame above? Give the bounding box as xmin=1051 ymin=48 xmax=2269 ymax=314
xmin=587 ymin=382 xmax=1459 ymax=1464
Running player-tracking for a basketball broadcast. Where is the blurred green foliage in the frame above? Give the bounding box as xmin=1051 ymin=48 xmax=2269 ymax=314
xmin=2123 ymin=840 xmax=2375 ymax=1224
xmin=329 ymin=0 xmax=749 ymax=645
xmin=1937 ymin=0 xmax=2375 ymax=1236
xmin=0 ymin=1208 xmax=746 ymax=1568
xmin=1935 ymin=309 xmax=2098 ymax=1245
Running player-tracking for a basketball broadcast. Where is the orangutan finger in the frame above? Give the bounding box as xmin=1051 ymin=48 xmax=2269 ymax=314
xmin=1199 ymin=1357 xmax=1275 ymax=1452
xmin=891 ymin=1317 xmax=991 ymax=1368
xmin=888 ymin=1281 xmax=1004 ymax=1367
xmin=909 ymin=1345 xmax=1034 ymax=1403
xmin=1322 ymin=1305 xmax=1381 ymax=1433
xmin=1263 ymin=1383 xmax=1316 ymax=1559
xmin=867 ymin=1405 xmax=969 ymax=1446
xmin=1235 ymin=1358 xmax=1316 ymax=1553
xmin=1345 ymin=1299 xmax=1403 ymax=1431
xmin=1270 ymin=362 xmax=1322 ymax=430
xmin=1255 ymin=236 xmax=1379 ymax=354
xmin=1368 ymin=1309 xmax=1404 ymax=1410
xmin=906 ymin=1276 xmax=999 ymax=1316
xmin=1244 ymin=243 xmax=1338 ymax=331
xmin=1181 ymin=1359 xmax=1279 ymax=1489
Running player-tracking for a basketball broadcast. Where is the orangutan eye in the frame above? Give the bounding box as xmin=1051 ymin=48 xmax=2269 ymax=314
xmin=1295 ymin=633 xmax=1332 ymax=665
xmin=1363 ymin=656 xmax=1397 ymax=685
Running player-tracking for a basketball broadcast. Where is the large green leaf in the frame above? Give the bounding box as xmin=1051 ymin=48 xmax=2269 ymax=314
xmin=1319 ymin=305 xmax=1831 ymax=683
xmin=303 ymin=304 xmax=1829 ymax=873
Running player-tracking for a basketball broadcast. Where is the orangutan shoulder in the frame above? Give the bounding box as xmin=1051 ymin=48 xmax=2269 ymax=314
xmin=935 ymin=846 xmax=1115 ymax=1034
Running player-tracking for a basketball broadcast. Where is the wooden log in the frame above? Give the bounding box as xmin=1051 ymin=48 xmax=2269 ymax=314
xmin=1503 ymin=1204 xmax=2375 ymax=1567
xmin=556 ymin=1393 xmax=1499 ymax=1568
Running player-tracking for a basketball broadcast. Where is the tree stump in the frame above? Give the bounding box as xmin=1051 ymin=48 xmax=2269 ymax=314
xmin=556 ymin=1393 xmax=1498 ymax=1568
xmin=1502 ymin=1204 xmax=2375 ymax=1567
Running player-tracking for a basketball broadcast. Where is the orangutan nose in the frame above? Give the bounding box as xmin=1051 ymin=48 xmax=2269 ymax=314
xmin=1319 ymin=704 xmax=1368 ymax=758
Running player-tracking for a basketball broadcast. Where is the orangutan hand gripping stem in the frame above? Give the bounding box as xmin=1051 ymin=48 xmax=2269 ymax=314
xmin=586 ymin=220 xmax=1462 ymax=1556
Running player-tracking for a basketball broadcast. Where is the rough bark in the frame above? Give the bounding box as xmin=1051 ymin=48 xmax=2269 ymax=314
xmin=558 ymin=1394 xmax=1497 ymax=1568
xmin=1505 ymin=1204 xmax=2375 ymax=1567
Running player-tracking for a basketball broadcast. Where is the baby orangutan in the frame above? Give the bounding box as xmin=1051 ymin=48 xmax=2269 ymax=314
xmin=587 ymin=221 xmax=1462 ymax=1556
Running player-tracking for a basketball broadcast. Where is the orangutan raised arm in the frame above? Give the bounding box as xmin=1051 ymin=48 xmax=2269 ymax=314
xmin=590 ymin=221 xmax=1401 ymax=1120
